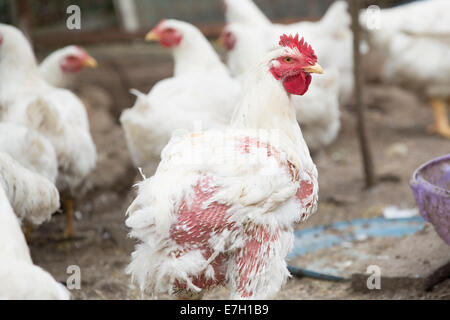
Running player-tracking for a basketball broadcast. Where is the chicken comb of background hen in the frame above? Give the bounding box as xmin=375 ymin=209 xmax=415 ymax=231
xmin=220 ymin=26 xmax=237 ymax=51
xmin=279 ymin=34 xmax=317 ymax=64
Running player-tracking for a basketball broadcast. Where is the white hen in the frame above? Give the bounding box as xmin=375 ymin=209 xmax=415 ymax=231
xmin=126 ymin=34 xmax=320 ymax=300
xmin=362 ymin=0 xmax=450 ymax=138
xmin=223 ymin=0 xmax=354 ymax=104
xmin=39 ymin=45 xmax=97 ymax=88
xmin=0 ymin=24 xmax=97 ymax=237
xmin=120 ymin=19 xmax=240 ymax=175
xmin=0 ymin=162 xmax=69 ymax=300
xmin=221 ymin=23 xmax=340 ymax=152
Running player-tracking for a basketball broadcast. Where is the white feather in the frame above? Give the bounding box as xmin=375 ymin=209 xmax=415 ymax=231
xmin=0 ymin=123 xmax=57 ymax=183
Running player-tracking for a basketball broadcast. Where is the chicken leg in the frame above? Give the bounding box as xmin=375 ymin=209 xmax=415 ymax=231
xmin=427 ymin=98 xmax=450 ymax=139
xmin=62 ymin=193 xmax=75 ymax=238
xmin=23 ymin=224 xmax=34 ymax=242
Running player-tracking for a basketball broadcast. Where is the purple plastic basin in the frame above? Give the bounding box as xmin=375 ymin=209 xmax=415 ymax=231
xmin=410 ymin=154 xmax=450 ymax=245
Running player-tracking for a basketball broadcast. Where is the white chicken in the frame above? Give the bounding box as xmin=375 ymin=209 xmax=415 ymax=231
xmin=0 ymin=156 xmax=69 ymax=300
xmin=223 ymin=0 xmax=354 ymax=104
xmin=120 ymin=19 xmax=240 ymax=175
xmin=126 ymin=34 xmax=320 ymax=299
xmin=39 ymin=45 xmax=98 ymax=88
xmin=220 ymin=23 xmax=340 ymax=152
xmin=362 ymin=0 xmax=450 ymax=138
xmin=0 ymin=24 xmax=97 ymax=237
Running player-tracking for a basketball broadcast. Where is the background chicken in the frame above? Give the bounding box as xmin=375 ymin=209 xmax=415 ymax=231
xmin=362 ymin=0 xmax=450 ymax=138
xmin=125 ymin=34 xmax=320 ymax=299
xmin=0 ymin=24 xmax=97 ymax=237
xmin=39 ymin=45 xmax=98 ymax=89
xmin=0 ymin=159 xmax=69 ymax=300
xmin=120 ymin=19 xmax=240 ymax=175
xmin=220 ymin=23 xmax=340 ymax=152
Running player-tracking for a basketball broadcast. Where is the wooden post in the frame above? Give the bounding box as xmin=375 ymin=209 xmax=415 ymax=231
xmin=349 ymin=0 xmax=376 ymax=188
xmin=113 ymin=0 xmax=140 ymax=33
xmin=15 ymin=0 xmax=33 ymax=42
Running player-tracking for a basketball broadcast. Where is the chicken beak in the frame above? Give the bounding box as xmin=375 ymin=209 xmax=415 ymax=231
xmin=83 ymin=56 xmax=98 ymax=68
xmin=145 ymin=31 xmax=160 ymax=42
xmin=304 ymin=63 xmax=323 ymax=74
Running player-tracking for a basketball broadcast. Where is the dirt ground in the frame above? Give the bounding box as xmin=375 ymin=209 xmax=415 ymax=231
xmin=28 ymin=43 xmax=450 ymax=300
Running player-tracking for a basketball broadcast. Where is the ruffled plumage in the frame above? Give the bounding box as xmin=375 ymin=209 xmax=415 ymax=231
xmin=126 ymin=47 xmax=319 ymax=299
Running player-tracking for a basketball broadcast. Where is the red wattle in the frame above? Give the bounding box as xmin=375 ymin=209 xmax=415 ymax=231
xmin=61 ymin=57 xmax=83 ymax=73
xmin=160 ymin=34 xmax=183 ymax=48
xmin=283 ymin=73 xmax=312 ymax=96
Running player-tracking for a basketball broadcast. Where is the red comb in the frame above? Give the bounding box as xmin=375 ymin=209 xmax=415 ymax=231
xmin=153 ymin=19 xmax=167 ymax=31
xmin=279 ymin=34 xmax=317 ymax=62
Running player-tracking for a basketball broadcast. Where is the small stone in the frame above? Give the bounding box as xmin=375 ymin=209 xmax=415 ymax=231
xmin=385 ymin=143 xmax=408 ymax=157
xmin=75 ymin=211 xmax=83 ymax=220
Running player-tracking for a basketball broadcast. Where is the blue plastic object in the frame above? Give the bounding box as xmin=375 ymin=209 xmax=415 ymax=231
xmin=287 ymin=216 xmax=425 ymax=281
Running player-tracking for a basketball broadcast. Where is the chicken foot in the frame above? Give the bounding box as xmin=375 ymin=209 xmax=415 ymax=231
xmin=23 ymin=224 xmax=34 ymax=243
xmin=62 ymin=193 xmax=75 ymax=238
xmin=427 ymin=98 xmax=450 ymax=139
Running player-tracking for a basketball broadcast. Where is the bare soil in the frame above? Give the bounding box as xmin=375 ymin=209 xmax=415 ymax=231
xmin=28 ymin=43 xmax=450 ymax=300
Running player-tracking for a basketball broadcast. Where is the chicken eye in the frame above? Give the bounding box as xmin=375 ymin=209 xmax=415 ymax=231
xmin=165 ymin=28 xmax=175 ymax=34
xmin=283 ymin=57 xmax=293 ymax=64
